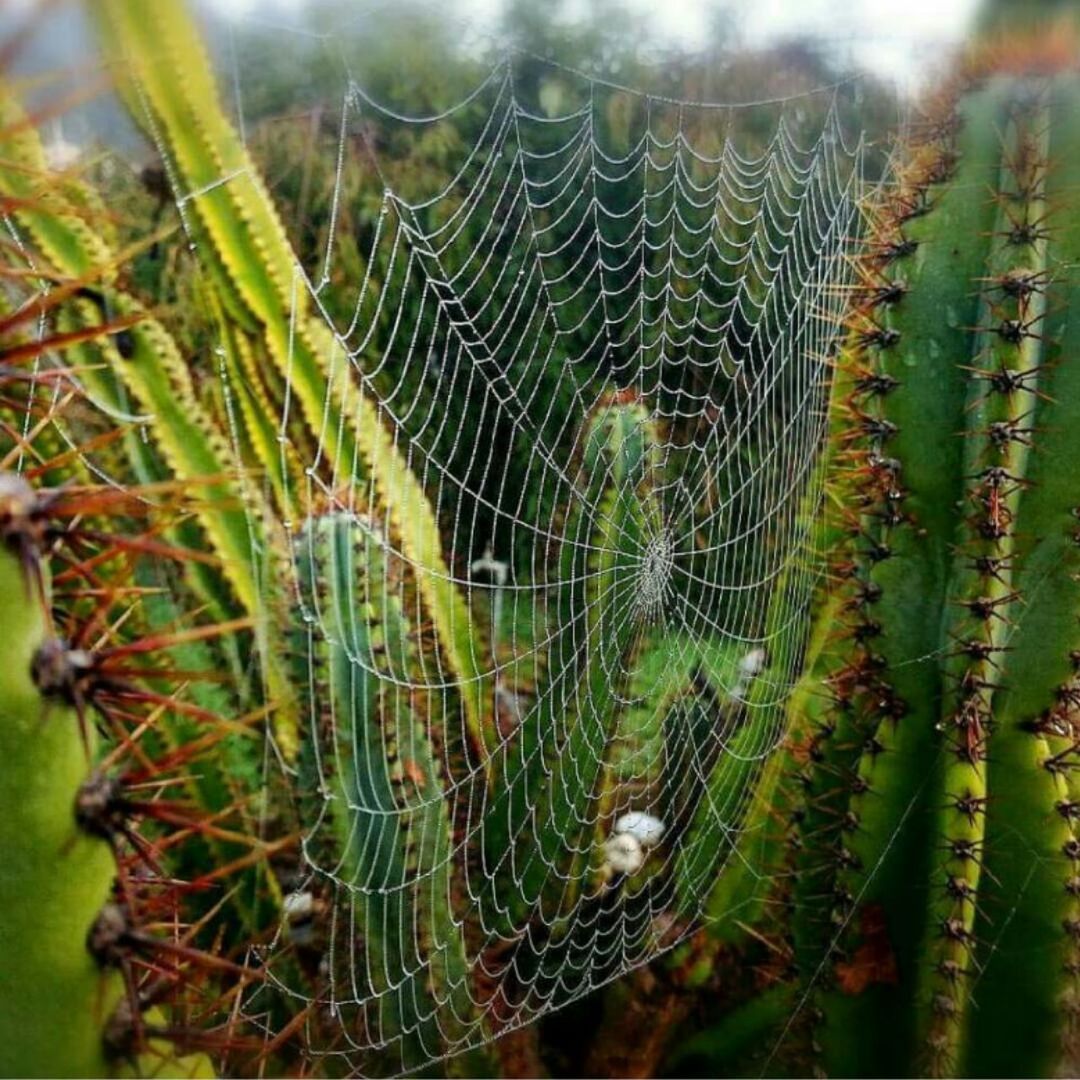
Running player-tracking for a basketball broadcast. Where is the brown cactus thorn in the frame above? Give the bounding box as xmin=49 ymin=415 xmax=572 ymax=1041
xmin=948 ymin=792 xmax=989 ymax=826
xmin=854 ymin=414 xmax=899 ymax=443
xmin=870 ymin=235 xmax=921 ymax=263
xmin=994 ymin=316 xmax=1040 ymax=346
xmin=87 ymin=902 xmax=131 ymax=969
xmin=856 ymin=325 xmax=902 ymax=349
xmin=968 ymin=551 xmax=1015 ymax=584
xmin=987 ymin=267 xmax=1051 ymax=300
xmin=851 ymin=371 xmax=901 ymax=399
xmin=74 ymin=771 xmax=127 ymax=842
xmin=984 ymin=415 xmax=1036 ymax=452
xmin=851 ymin=580 xmax=883 ymax=607
xmin=963 ymin=362 xmax=1042 ymax=400
xmin=0 ymin=472 xmax=53 ymax=594
xmin=1002 ymin=211 xmax=1051 ymax=246
xmin=950 ymin=637 xmax=1012 ymax=668
xmin=866 ymin=279 xmax=908 ymax=308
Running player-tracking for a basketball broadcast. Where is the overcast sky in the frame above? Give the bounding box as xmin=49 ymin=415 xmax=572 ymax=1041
xmin=207 ymin=0 xmax=982 ymax=92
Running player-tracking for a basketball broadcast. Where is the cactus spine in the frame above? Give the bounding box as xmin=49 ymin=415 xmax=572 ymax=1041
xmin=790 ymin=28 xmax=1080 ymax=1078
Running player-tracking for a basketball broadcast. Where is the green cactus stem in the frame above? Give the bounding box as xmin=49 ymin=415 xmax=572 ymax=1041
xmin=96 ymin=0 xmax=493 ymax=765
xmin=291 ymin=513 xmax=490 ymax=1076
xmin=0 ymin=474 xmax=121 ymax=1077
xmin=481 ymin=397 xmax=665 ymax=927
xmin=788 ymin=43 xmax=1080 ymax=1079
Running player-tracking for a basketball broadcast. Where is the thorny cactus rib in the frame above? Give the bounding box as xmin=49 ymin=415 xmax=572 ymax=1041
xmin=0 ymin=468 xmax=242 ymax=1076
xmin=97 ymin=0 xmax=492 ymax=765
xmin=788 ymin=33 xmax=1080 ymax=1079
xmin=290 ymin=513 xmax=490 ymax=1077
xmin=0 ymin=475 xmax=120 ymax=1077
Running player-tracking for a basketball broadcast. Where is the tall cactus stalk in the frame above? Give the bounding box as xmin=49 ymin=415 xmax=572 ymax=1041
xmin=291 ymin=512 xmax=490 ymax=1076
xmin=512 ymin=397 xmax=664 ymax=916
xmin=0 ymin=80 xmax=282 ymax=937
xmin=789 ymin=22 xmax=1080 ymax=1078
xmin=96 ymin=0 xmax=492 ymax=764
xmin=0 ymin=476 xmax=120 ymax=1077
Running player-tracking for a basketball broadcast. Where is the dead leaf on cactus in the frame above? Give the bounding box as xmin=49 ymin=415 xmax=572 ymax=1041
xmin=834 ymin=904 xmax=898 ymax=995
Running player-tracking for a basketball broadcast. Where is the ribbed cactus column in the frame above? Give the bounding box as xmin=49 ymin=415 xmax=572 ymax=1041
xmin=291 ymin=513 xmax=488 ymax=1076
xmin=790 ymin=49 xmax=1080 ymax=1080
xmin=0 ymin=475 xmax=120 ymax=1077
xmin=483 ymin=396 xmax=665 ymax=927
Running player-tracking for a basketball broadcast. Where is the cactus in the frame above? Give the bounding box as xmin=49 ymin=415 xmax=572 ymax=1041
xmin=96 ymin=0 xmax=492 ymax=764
xmin=0 ymin=473 xmax=226 ymax=1078
xmin=282 ymin=400 xmax=752 ymax=1069
xmin=290 ymin=512 xmax=490 ymax=1076
xmin=91 ymin=0 xmax=783 ymax=998
xmin=489 ymin=395 xmax=666 ymax=921
xmin=786 ymin=22 xmax=1080 ymax=1078
xmin=0 ymin=476 xmax=121 ymax=1078
xmin=0 ymin=84 xmax=262 ymax=628
xmin=83 ymin=6 xmax=863 ymax=1069
xmin=0 ymin=79 xmax=284 ymax=936
xmin=0 ymin=81 xmax=271 ymax=1061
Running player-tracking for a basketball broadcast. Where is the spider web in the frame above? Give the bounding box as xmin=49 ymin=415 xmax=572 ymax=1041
xmin=151 ymin=16 xmax=863 ymax=1075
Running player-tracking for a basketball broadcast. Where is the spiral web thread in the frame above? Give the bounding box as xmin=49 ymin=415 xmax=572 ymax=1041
xmin=165 ymin=21 xmax=862 ymax=1074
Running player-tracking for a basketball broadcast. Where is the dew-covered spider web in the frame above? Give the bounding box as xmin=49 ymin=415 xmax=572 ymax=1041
xmin=144 ymin=16 xmax=863 ymax=1074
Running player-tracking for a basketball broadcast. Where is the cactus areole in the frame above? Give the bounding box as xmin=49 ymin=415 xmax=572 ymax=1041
xmin=789 ymin=25 xmax=1080 ymax=1080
